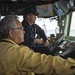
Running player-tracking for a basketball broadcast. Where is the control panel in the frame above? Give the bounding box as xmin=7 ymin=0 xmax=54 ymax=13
xmin=56 ymin=40 xmax=75 ymax=59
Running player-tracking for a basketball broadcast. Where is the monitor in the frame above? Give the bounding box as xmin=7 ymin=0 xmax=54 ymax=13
xmin=53 ymin=0 xmax=68 ymax=16
xmin=36 ymin=4 xmax=55 ymax=18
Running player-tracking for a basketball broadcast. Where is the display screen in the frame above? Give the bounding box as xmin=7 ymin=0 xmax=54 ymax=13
xmin=36 ymin=4 xmax=55 ymax=18
xmin=53 ymin=2 xmax=64 ymax=16
xmin=53 ymin=0 xmax=68 ymax=16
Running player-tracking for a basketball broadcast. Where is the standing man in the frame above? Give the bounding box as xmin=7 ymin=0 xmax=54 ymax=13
xmin=22 ymin=7 xmax=49 ymax=48
xmin=22 ymin=7 xmax=51 ymax=55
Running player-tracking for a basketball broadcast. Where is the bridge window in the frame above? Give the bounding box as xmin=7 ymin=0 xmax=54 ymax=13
xmin=69 ymin=11 xmax=75 ymax=37
xmin=35 ymin=17 xmax=58 ymax=37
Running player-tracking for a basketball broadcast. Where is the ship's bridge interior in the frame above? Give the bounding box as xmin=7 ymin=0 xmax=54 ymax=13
xmin=1 ymin=0 xmax=75 ymax=59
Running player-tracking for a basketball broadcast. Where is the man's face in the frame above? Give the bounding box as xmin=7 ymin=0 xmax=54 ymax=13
xmin=11 ymin=19 xmax=25 ymax=44
xmin=29 ymin=14 xmax=36 ymax=24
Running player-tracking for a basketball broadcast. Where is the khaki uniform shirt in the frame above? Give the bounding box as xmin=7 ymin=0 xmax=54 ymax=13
xmin=0 ymin=39 xmax=75 ymax=75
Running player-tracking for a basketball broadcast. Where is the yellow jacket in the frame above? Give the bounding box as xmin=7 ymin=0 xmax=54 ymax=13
xmin=0 ymin=39 xmax=75 ymax=75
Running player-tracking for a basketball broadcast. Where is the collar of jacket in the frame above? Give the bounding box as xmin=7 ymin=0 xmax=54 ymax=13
xmin=1 ymin=39 xmax=18 ymax=45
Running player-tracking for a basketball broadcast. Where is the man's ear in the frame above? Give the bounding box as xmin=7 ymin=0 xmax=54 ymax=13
xmin=9 ymin=29 xmax=14 ymax=37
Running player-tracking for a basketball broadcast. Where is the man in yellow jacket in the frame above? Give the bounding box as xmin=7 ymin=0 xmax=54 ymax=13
xmin=0 ymin=15 xmax=75 ymax=75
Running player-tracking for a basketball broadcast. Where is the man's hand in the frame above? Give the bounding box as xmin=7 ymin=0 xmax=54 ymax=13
xmin=34 ymin=38 xmax=49 ymax=46
xmin=34 ymin=38 xmax=43 ymax=44
xmin=43 ymin=40 xmax=49 ymax=46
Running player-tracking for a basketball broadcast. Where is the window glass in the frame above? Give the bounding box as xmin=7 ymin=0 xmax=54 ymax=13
xmin=35 ymin=17 xmax=58 ymax=37
xmin=69 ymin=11 xmax=75 ymax=36
xmin=1 ymin=16 xmax=23 ymax=22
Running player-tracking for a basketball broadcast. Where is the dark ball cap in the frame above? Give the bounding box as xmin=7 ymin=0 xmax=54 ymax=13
xmin=23 ymin=7 xmax=39 ymax=16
